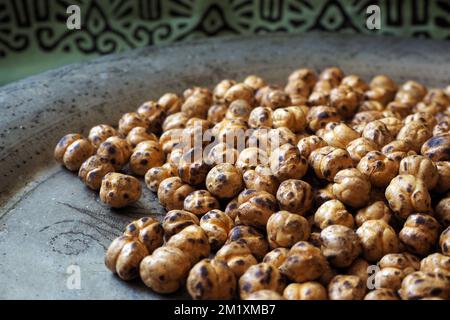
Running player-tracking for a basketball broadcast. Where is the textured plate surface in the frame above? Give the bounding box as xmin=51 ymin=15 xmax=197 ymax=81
xmin=0 ymin=32 xmax=450 ymax=299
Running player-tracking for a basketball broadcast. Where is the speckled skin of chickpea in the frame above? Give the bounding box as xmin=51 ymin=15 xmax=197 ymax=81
xmin=314 ymin=199 xmax=354 ymax=230
xmin=307 ymin=106 xmax=341 ymax=132
xmin=399 ymin=271 xmax=450 ymax=300
xmin=328 ymin=275 xmax=365 ymax=300
xmin=246 ymin=290 xmax=285 ymax=300
xmin=178 ymin=147 xmax=211 ymax=186
xmin=236 ymin=147 xmax=268 ymax=172
xmin=399 ymin=155 xmax=438 ymax=189
xmin=181 ymin=93 xmax=211 ymax=119
xmin=165 ymin=225 xmax=210 ymax=266
xmin=226 ymin=225 xmax=269 ymax=261
xmin=215 ymin=241 xmax=257 ymax=278
xmin=224 ymin=83 xmax=254 ymax=106
xmin=420 ymin=253 xmax=450 ymax=279
xmin=136 ymin=101 xmax=166 ymax=134
xmin=272 ymin=106 xmax=307 ymax=132
xmin=207 ymin=142 xmax=239 ymax=166
xmin=89 ymin=124 xmax=117 ymax=149
xmin=158 ymin=92 xmax=182 ymax=115
xmin=243 ymin=165 xmax=279 ymax=195
xmin=320 ymin=225 xmax=361 ymax=268
xmin=355 ymin=201 xmax=392 ymax=227
xmin=332 ymin=168 xmax=371 ymax=208
xmin=200 ymin=209 xmax=234 ymax=250
xmin=329 ymin=85 xmax=361 ymax=119
xmin=440 ymin=227 xmax=450 ymax=256
xmin=123 ymin=217 xmax=164 ymax=254
xmin=385 ymin=174 xmax=432 ymax=219
xmin=206 ymin=163 xmax=244 ymax=199
xmin=421 ymin=133 xmax=450 ymax=162
xmin=267 ymin=211 xmax=311 ymax=249
xmin=96 ymin=136 xmax=132 ymax=170
xmin=118 ymin=112 xmax=147 ymax=137
xmin=284 ymin=80 xmax=310 ymax=105
xmin=280 ymin=241 xmax=327 ymax=283
xmin=244 ymin=75 xmax=266 ymax=91
xmin=288 ymin=68 xmax=317 ymax=88
xmin=397 ymin=121 xmax=432 ymax=152
xmin=239 ymin=263 xmax=286 ymax=300
xmin=207 ymin=104 xmax=228 ymax=124
xmin=376 ymin=253 xmax=420 ymax=291
xmin=157 ymin=176 xmax=195 ymax=211
xmin=346 ymin=137 xmax=379 ymax=164
xmin=356 ymin=220 xmax=399 ymax=262
xmin=140 ymin=246 xmax=191 ymax=294
xmin=309 ymin=146 xmax=353 ymax=182
xmin=129 ymin=140 xmax=165 ymax=176
xmin=361 ymin=120 xmax=393 ymax=148
xmin=357 ymin=151 xmax=399 ymax=188
xmin=270 ymin=143 xmax=308 ymax=181
xmin=276 ymin=179 xmax=313 ymax=216
xmin=78 ymin=155 xmax=115 ymax=190
xmin=183 ymin=190 xmax=220 ymax=216
xmin=248 ymin=106 xmax=273 ymax=128
xmin=226 ymin=99 xmax=252 ymax=121
xmin=364 ymin=288 xmax=399 ymax=300
xmin=99 ymin=173 xmax=141 ymax=208
xmin=283 ymin=282 xmax=328 ymax=300
xmin=126 ymin=126 xmax=158 ymax=148
xmin=162 ymin=209 xmax=199 ymax=240
xmin=261 ymin=89 xmax=290 ymax=110
xmin=144 ymin=162 xmax=177 ymax=192
xmin=235 ymin=189 xmax=278 ymax=230
xmin=297 ymin=135 xmax=328 ymax=159
xmin=318 ymin=122 xmax=360 ymax=149
xmin=381 ymin=139 xmax=416 ymax=163
xmin=435 ymin=162 xmax=450 ymax=194
xmin=214 ymin=79 xmax=236 ymax=103
xmin=399 ymin=214 xmax=441 ymax=256
xmin=346 ymin=258 xmax=370 ymax=283
xmin=263 ymin=248 xmax=289 ymax=268
xmin=105 ymin=235 xmax=148 ymax=281
xmin=54 ymin=134 xmax=95 ymax=171
xmin=187 ymin=259 xmax=236 ymax=300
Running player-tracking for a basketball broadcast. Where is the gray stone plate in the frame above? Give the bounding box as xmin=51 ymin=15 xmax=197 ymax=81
xmin=1 ymin=32 xmax=449 ymax=299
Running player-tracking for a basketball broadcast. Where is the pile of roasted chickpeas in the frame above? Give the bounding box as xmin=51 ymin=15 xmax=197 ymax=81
xmin=54 ymin=66 xmax=450 ymax=300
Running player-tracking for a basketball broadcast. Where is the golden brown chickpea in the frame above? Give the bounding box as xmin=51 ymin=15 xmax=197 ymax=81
xmin=421 ymin=133 xmax=450 ymax=162
xmin=248 ymin=106 xmax=273 ymax=128
xmin=126 ymin=126 xmax=158 ymax=148
xmin=320 ymin=225 xmax=361 ymax=268
xmin=399 ymin=155 xmax=438 ymax=190
xmin=346 ymin=137 xmax=379 ymax=164
xmin=272 ymin=106 xmax=307 ymax=132
xmin=224 ymin=83 xmax=254 ymax=106
xmin=433 ymin=120 xmax=449 ymax=136
xmin=136 ymin=101 xmax=166 ymax=134
xmin=263 ymin=248 xmax=289 ymax=268
xmin=226 ymin=225 xmax=269 ymax=261
xmin=207 ymin=142 xmax=239 ymax=166
xmin=78 ymin=155 xmax=115 ymax=190
xmin=329 ymin=85 xmax=361 ymax=119
xmin=177 ymin=147 xmax=211 ymax=186
xmin=309 ymin=146 xmax=353 ymax=182
xmin=105 ymin=235 xmax=148 ymax=280
xmin=159 ymin=128 xmax=182 ymax=154
xmin=352 ymin=110 xmax=384 ymax=127
xmin=314 ymin=200 xmax=354 ymax=230
xmin=364 ymin=87 xmax=394 ymax=106
xmin=118 ymin=112 xmax=147 ymax=137
xmin=385 ymin=101 xmax=413 ymax=118
xmin=99 ymin=173 xmax=141 ymax=208
xmin=140 ymin=246 xmax=191 ymax=294
xmin=399 ymin=271 xmax=449 ymax=300
xmin=283 ymin=282 xmax=328 ymax=300
xmin=399 ymin=80 xmax=427 ymax=100
xmin=97 ymin=136 xmax=132 ymax=170
xmin=307 ymin=106 xmax=341 ymax=132
xmin=319 ymin=122 xmax=360 ymax=149
xmin=435 ymin=162 xmax=450 ymax=194
xmin=157 ymin=176 xmax=195 ymax=211
xmin=284 ymin=79 xmax=310 ymax=105
xmin=341 ymin=75 xmax=369 ymax=92
xmin=225 ymin=99 xmax=252 ymax=121
xmin=158 ymin=92 xmax=182 ymax=115
xmin=207 ymin=104 xmax=228 ymax=124
xmin=436 ymin=197 xmax=450 ymax=227
xmin=162 ymin=112 xmax=189 ymax=131
xmin=332 ymin=168 xmax=371 ymax=208
xmin=362 ymin=120 xmax=394 ymax=147
xmin=379 ymin=117 xmax=403 ymax=137
xmin=370 ymin=75 xmax=397 ymax=92
xmin=375 ymin=252 xmax=420 ymax=290
xmin=216 ymin=241 xmax=257 ymax=278
xmin=123 ymin=217 xmax=164 ymax=254
xmin=288 ymin=68 xmax=317 ymax=88
xmin=420 ymin=253 xmax=450 ymax=279
xmin=355 ymin=201 xmax=392 ymax=227
xmin=319 ymin=67 xmax=344 ymax=86
xmin=404 ymin=112 xmax=437 ymax=131
xmin=166 ymin=225 xmax=210 ymax=266
xmin=364 ymin=289 xmax=399 ymax=300
xmin=200 ymin=209 xmax=234 ymax=250
xmin=239 ymin=263 xmax=286 ymax=300
xmin=235 ymin=189 xmax=278 ymax=230
xmin=214 ymin=79 xmax=236 ymax=103
xmin=267 ymin=211 xmax=311 ymax=249
xmin=183 ymin=190 xmax=219 ymax=216
xmin=206 ymin=163 xmax=244 ymax=199
xmin=270 ymin=143 xmax=308 ymax=180
xmin=357 ymin=151 xmax=399 ymax=188
xmin=183 ymin=86 xmax=212 ymax=101
xmin=314 ymin=183 xmax=337 ymax=207
xmin=276 ymin=179 xmax=313 ymax=216
xmin=440 ymin=227 xmax=450 ymax=256
xmin=356 ymin=220 xmax=399 ymax=262
xmin=328 ymin=275 xmax=365 ymax=300
xmin=261 ymin=88 xmax=290 ymax=110
xmin=308 ymin=81 xmax=332 ymax=106
xmin=246 ymin=290 xmax=285 ymax=300
xmin=145 ymin=162 xmax=177 ymax=192
xmin=88 ymin=124 xmax=116 ymax=149
xmin=381 ymin=139 xmax=416 ymax=163
xmin=162 ymin=209 xmax=199 ymax=239
xmin=166 ymin=147 xmax=184 ymax=165
xmin=399 ymin=214 xmax=441 ymax=256
xmin=397 ymin=121 xmax=432 ymax=152
xmin=297 ymin=135 xmax=328 ymax=159
xmin=129 ymin=140 xmax=164 ymax=176
xmin=346 ymin=258 xmax=370 ymax=284
xmin=187 ymin=259 xmax=236 ymax=300
xmin=243 ymin=165 xmax=279 ymax=195
xmin=236 ymin=147 xmax=269 ymax=172
xmin=181 ymin=93 xmax=210 ymax=119
xmin=280 ymin=241 xmax=327 ymax=283
xmin=244 ymin=75 xmax=266 ymax=91
xmin=54 ymin=134 xmax=94 ymax=171
xmin=385 ymin=175 xmax=432 ymax=219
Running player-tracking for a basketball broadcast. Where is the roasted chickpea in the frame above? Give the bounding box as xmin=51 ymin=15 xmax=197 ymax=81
xmin=420 ymin=253 xmax=450 ymax=279
xmin=276 ymin=179 xmax=313 ymax=216
xmin=347 ymin=258 xmax=370 ymax=283
xmin=319 ymin=67 xmax=344 ymax=86
xmin=129 ymin=141 xmax=164 ymax=176
xmin=263 ymin=248 xmax=289 ymax=268
xmin=357 ymin=151 xmax=399 ymax=188
xmin=123 ymin=217 xmax=164 ymax=254
xmin=314 ymin=183 xmax=337 ymax=207
xmin=183 ymin=86 xmax=212 ymax=101
xmin=158 ymin=92 xmax=182 ymax=115
xmin=399 ymin=214 xmax=441 ymax=256
xmin=404 ymin=112 xmax=437 ymax=131
xmin=78 ymin=155 xmax=115 ymax=190
xmin=399 ymin=155 xmax=438 ymax=190
xmin=346 ymin=137 xmax=379 ymax=164
xmin=88 ymin=124 xmax=116 ymax=149
xmin=181 ymin=92 xmax=210 ymax=119
xmin=159 ymin=128 xmax=183 ymax=154
xmin=239 ymin=263 xmax=286 ymax=299
xmin=118 ymin=112 xmax=147 ymax=137
xmin=166 ymin=225 xmax=210 ymax=266
xmin=381 ymin=139 xmax=416 ymax=163
xmin=224 ymin=83 xmax=254 ymax=106
xmin=365 ymin=86 xmax=393 ymax=105
xmin=362 ymin=120 xmax=394 ymax=147
xmin=244 ymin=75 xmax=266 ymax=91
xmin=399 ymin=271 xmax=449 ymax=300
xmin=397 ymin=121 xmax=432 ymax=152
xmin=226 ymin=225 xmax=269 ymax=260
xmin=283 ymin=282 xmax=327 ymax=300
xmin=297 ymin=135 xmax=328 ymax=159
xmin=272 ymin=106 xmax=307 ymax=132
xmin=261 ymin=88 xmax=290 ymax=110
xmin=280 ymin=241 xmax=327 ymax=283
xmin=385 ymin=175 xmax=432 ymax=219
xmin=140 ymin=246 xmax=191 ymax=294
xmin=308 ymin=81 xmax=332 ymax=106
xmin=216 ymin=241 xmax=257 ymax=278
xmin=288 ymin=68 xmax=317 ymax=88
xmin=235 ymin=147 xmax=268 ymax=172
xmin=329 ymin=85 xmax=361 ymax=119
xmin=225 ymin=99 xmax=252 ymax=121
xmin=157 ymin=176 xmax=195 ymax=211
xmin=440 ymin=227 xmax=450 ymax=256
xmin=307 ymin=106 xmax=341 ymax=132
xmin=436 ymin=197 xmax=450 ymax=227
xmin=328 ymin=275 xmax=365 ymax=300
xmin=332 ymin=168 xmax=371 ymax=208
xmin=284 ymin=80 xmax=310 ymax=105
xmin=235 ymin=189 xmax=278 ymax=230
xmin=145 ymin=162 xmax=177 ymax=192
xmin=99 ymin=173 xmax=141 ymax=208
xmin=136 ymin=101 xmax=166 ymax=134
xmin=364 ymin=289 xmax=399 ymax=300
xmin=54 ymin=134 xmax=94 ymax=171
xmin=182 ymin=190 xmax=219 ymax=216
xmin=177 ymin=147 xmax=211 ymax=186
xmin=433 ymin=120 xmax=449 ymax=137
xmin=162 ymin=209 xmax=199 ymax=239
xmin=248 ymin=106 xmax=273 ymax=128
xmin=375 ymin=252 xmax=420 ymax=290
xmin=309 ymin=146 xmax=353 ymax=182
xmin=435 ymin=162 xmax=450 ymax=194
xmin=267 ymin=211 xmax=311 ymax=249
xmin=97 ymin=136 xmax=132 ymax=170
xmin=206 ymin=163 xmax=244 ymax=199
xmin=126 ymin=126 xmax=158 ymax=148
xmin=162 ymin=112 xmax=189 ymax=131
xmin=319 ymin=122 xmax=360 ymax=149
xmin=421 ymin=133 xmax=450 ymax=162
xmin=187 ymin=259 xmax=236 ymax=300
xmin=214 ymin=79 xmax=236 ymax=103
xmin=320 ymin=225 xmax=361 ymax=268
xmin=207 ymin=143 xmax=239 ymax=167
xmin=200 ymin=209 xmax=234 ymax=250
xmin=243 ymin=165 xmax=279 ymax=195
xmin=314 ymin=200 xmax=354 ymax=230
xmin=207 ymin=104 xmax=228 ymax=124
xmin=352 ymin=110 xmax=383 ymax=127
xmin=356 ymin=220 xmax=399 ymax=262
xmin=270 ymin=143 xmax=308 ymax=180
xmin=355 ymin=201 xmax=392 ymax=227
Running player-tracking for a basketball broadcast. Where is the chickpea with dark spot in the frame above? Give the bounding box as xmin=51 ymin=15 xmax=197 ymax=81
xmin=320 ymin=225 xmax=361 ymax=268
xmin=184 ymin=190 xmax=220 ymax=216
xmin=166 ymin=225 xmax=210 ymax=266
xmin=96 ymin=136 xmax=132 ymax=170
xmin=399 ymin=214 xmax=441 ymax=256
xmin=88 ymin=124 xmax=116 ymax=149
xmin=206 ymin=163 xmax=244 ymax=199
xmin=267 ymin=211 xmax=311 ymax=249
xmin=328 ymin=275 xmax=365 ymax=300
xmin=126 ymin=126 xmax=158 ymax=148
xmin=226 ymin=225 xmax=269 ymax=261
xmin=162 ymin=209 xmax=199 ymax=239
xmin=263 ymin=248 xmax=289 ymax=268
xmin=276 ymin=179 xmax=313 ymax=216
xmin=243 ymin=165 xmax=279 ymax=195
xmin=78 ymin=155 xmax=115 ymax=190
xmin=200 ymin=209 xmax=234 ymax=250
xmin=314 ymin=199 xmax=354 ymax=230
xmin=216 ymin=241 xmax=258 ymax=278
xmin=239 ymin=263 xmax=286 ymax=300
xmin=157 ymin=176 xmax=195 ymax=211
xmin=309 ymin=146 xmax=353 ymax=182
xmin=54 ymin=133 xmax=94 ymax=171
xmin=283 ymin=282 xmax=327 ymax=300
xmin=357 ymin=151 xmax=399 ymax=188
xmin=99 ymin=173 xmax=141 ymax=208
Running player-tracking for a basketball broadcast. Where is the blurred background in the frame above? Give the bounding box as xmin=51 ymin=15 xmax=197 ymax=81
xmin=1 ymin=0 xmax=449 ymax=86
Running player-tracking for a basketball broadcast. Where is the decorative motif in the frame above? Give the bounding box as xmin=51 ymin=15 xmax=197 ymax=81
xmin=0 ymin=0 xmax=449 ymax=83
